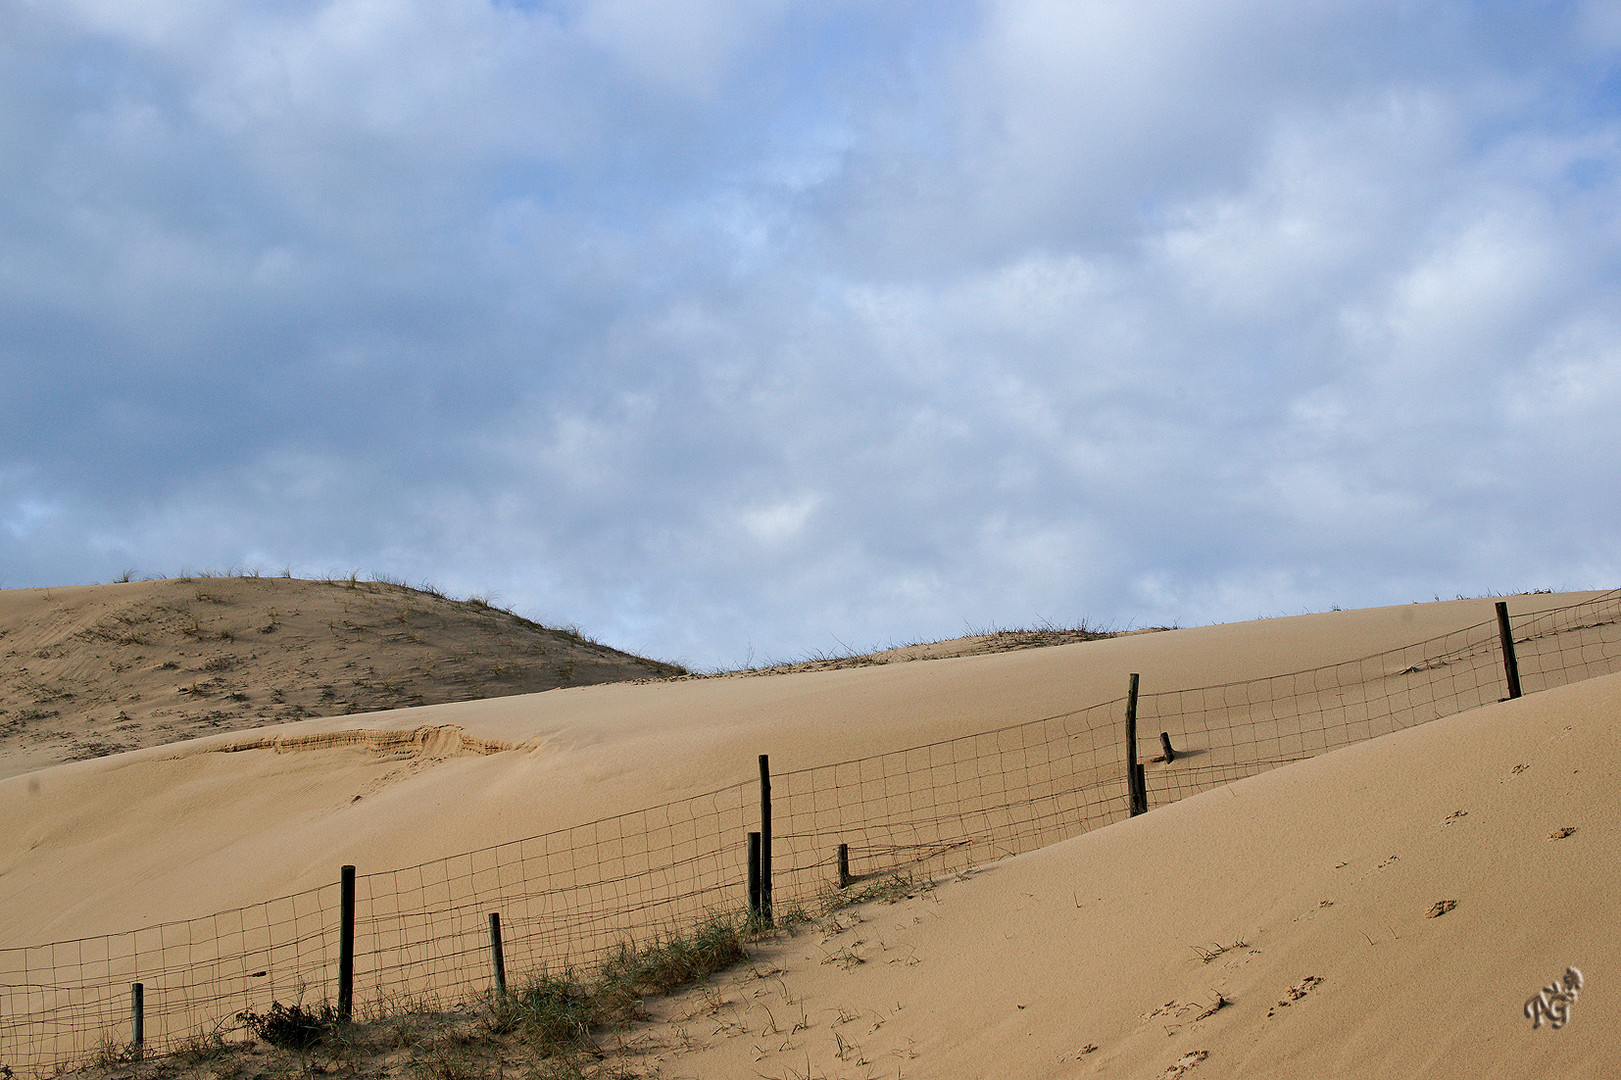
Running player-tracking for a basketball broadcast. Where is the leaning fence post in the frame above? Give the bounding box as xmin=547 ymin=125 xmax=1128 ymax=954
xmin=1125 ymin=674 xmax=1146 ymax=816
xmin=837 ymin=843 xmax=851 ymax=889
xmin=131 ymin=982 xmax=144 ymax=1057
xmin=338 ymin=864 xmax=355 ymax=1022
xmin=488 ymin=912 xmax=507 ymax=995
xmin=1496 ymin=601 xmax=1523 ymax=700
xmin=747 ymin=831 xmax=763 ymax=919
xmin=1160 ymin=732 xmax=1176 ymax=763
xmin=758 ymin=754 xmax=774 ymax=925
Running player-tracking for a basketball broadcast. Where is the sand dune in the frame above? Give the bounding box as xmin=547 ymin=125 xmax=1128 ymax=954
xmin=1 ymin=589 xmax=1617 ymax=1078
xmin=0 ymin=576 xmax=684 ymax=779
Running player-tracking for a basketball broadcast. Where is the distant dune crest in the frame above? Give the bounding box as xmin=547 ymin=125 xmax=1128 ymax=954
xmin=0 ymin=575 xmax=681 ymax=778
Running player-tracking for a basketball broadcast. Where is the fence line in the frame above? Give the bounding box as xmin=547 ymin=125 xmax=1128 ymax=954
xmin=4 ymin=590 xmax=1620 ymax=1076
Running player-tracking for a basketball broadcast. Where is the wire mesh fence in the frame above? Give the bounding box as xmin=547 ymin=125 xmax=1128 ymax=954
xmin=354 ymin=780 xmax=753 ymax=1011
xmin=1134 ymin=590 xmax=1621 ymax=808
xmin=0 ymin=886 xmax=336 ymax=1077
xmin=4 ymin=590 xmax=1620 ymax=1076
xmin=769 ymin=696 xmax=1129 ymax=903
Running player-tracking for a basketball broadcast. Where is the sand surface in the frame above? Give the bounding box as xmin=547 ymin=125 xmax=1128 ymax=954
xmin=631 ymin=672 xmax=1618 ymax=1078
xmin=2 ymin=588 xmax=1617 ymax=1077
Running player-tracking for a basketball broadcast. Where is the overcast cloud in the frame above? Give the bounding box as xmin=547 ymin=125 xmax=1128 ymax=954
xmin=3 ymin=0 xmax=1620 ymax=669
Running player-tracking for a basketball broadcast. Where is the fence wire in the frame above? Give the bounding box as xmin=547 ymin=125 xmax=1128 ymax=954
xmin=1136 ymin=590 xmax=1621 ymax=808
xmin=770 ymin=697 xmax=1128 ymax=904
xmin=4 ymin=591 xmax=1619 ymax=1076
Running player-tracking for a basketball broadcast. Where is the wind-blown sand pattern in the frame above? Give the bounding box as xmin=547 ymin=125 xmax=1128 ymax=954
xmin=2 ymin=589 xmax=1618 ymax=1077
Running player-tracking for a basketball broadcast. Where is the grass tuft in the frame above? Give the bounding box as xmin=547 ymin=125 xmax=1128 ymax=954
xmin=482 ymin=913 xmax=751 ymax=1061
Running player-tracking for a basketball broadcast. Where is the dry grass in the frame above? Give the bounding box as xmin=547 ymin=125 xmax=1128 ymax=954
xmin=59 ymin=915 xmax=756 ymax=1080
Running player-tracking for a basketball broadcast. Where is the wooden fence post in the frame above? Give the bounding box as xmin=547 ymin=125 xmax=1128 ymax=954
xmin=747 ymin=831 xmax=763 ymax=920
xmin=758 ymin=754 xmax=774 ymax=925
xmin=131 ymin=982 xmax=144 ymax=1057
xmin=837 ymin=844 xmax=851 ymax=889
xmin=1496 ymin=601 xmax=1523 ymax=700
xmin=1126 ymin=674 xmax=1146 ymax=816
xmin=338 ymin=865 xmax=355 ymax=1022
xmin=488 ymin=913 xmax=507 ymax=995
xmin=1160 ymin=732 xmax=1176 ymax=763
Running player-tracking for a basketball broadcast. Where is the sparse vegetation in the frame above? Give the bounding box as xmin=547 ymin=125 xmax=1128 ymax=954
xmin=238 ymin=1000 xmax=341 ymax=1050
xmin=0 ymin=575 xmax=686 ymax=771
xmin=820 ymin=871 xmax=922 ymax=914
xmin=115 ymin=916 xmax=760 ymax=1080
xmin=1190 ymin=939 xmax=1249 ymax=963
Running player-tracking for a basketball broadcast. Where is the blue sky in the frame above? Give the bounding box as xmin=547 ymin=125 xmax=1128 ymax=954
xmin=3 ymin=0 xmax=1620 ymax=669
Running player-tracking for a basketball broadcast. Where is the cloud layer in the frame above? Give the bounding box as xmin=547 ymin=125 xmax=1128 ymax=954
xmin=4 ymin=0 xmax=1620 ymax=668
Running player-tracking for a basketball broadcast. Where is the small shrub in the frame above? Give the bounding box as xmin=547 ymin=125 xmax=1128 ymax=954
xmin=238 ymin=1001 xmax=340 ymax=1050
xmin=90 ymin=1035 xmax=140 ymax=1068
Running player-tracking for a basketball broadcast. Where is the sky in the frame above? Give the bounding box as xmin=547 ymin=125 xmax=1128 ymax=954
xmin=3 ymin=0 xmax=1621 ymax=671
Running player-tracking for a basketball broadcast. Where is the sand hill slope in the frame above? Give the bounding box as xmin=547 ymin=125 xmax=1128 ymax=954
xmin=0 ymin=576 xmax=685 ymax=778
xmin=633 ymin=672 xmax=1619 ymax=1079
xmin=1 ymin=590 xmax=1616 ymax=1078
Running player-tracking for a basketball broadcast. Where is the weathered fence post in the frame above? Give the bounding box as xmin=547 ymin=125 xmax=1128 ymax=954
xmin=1159 ymin=732 xmax=1176 ymax=763
xmin=747 ymin=831 xmax=763 ymax=919
xmin=487 ymin=912 xmax=507 ymax=995
xmin=338 ymin=864 xmax=355 ymax=1022
xmin=1496 ymin=601 xmax=1523 ymax=700
xmin=837 ymin=843 xmax=851 ymax=889
xmin=758 ymin=754 xmax=774 ymax=925
xmin=131 ymin=982 xmax=144 ymax=1057
xmin=1125 ymin=674 xmax=1146 ymax=816
xmin=1136 ymin=763 xmax=1148 ymax=813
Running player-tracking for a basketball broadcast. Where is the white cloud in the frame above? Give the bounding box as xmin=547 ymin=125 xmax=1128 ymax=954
xmin=575 ymin=0 xmax=793 ymax=100
xmin=3 ymin=0 xmax=1620 ymax=666
xmin=739 ymin=493 xmax=820 ymax=547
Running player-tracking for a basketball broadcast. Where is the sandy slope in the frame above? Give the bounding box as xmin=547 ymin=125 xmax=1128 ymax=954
xmin=1 ymin=590 xmax=1616 ymax=1078
xmin=630 ymin=671 xmax=1620 ymax=1079
xmin=0 ymin=576 xmax=684 ymax=778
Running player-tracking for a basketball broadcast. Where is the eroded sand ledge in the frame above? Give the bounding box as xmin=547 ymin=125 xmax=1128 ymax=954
xmin=199 ymin=724 xmax=516 ymax=759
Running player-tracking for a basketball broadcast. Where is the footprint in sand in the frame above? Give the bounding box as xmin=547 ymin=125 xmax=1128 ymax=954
xmin=1164 ymin=1049 xmax=1210 ymax=1076
xmin=1267 ymin=975 xmax=1324 ymax=1017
